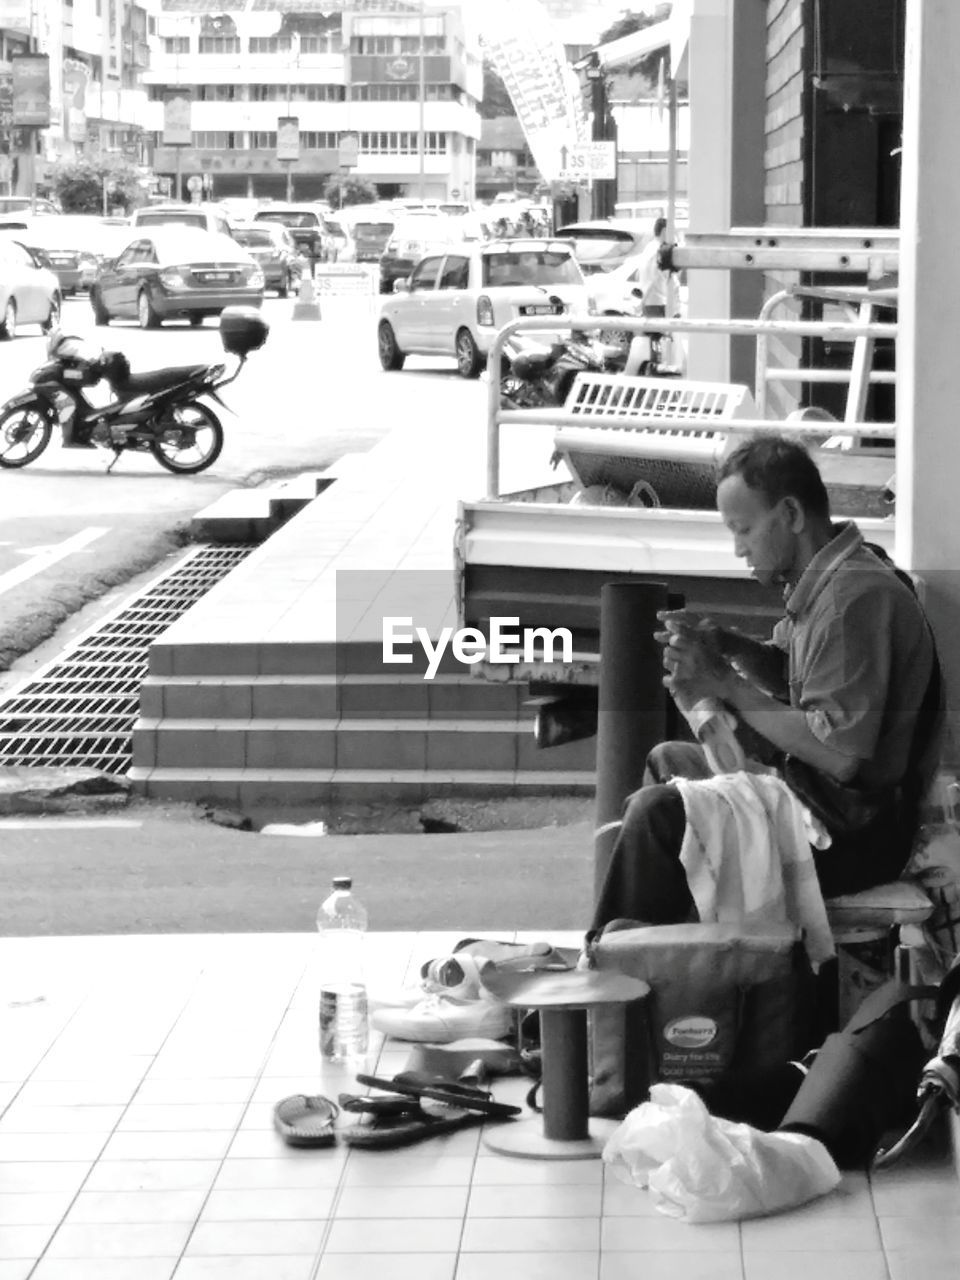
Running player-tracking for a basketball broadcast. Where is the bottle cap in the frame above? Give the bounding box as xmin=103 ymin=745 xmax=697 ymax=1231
xmin=332 ymin=875 xmax=353 ymax=890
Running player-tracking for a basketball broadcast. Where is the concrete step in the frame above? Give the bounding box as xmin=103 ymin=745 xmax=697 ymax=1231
xmin=132 ymin=716 xmax=596 ymax=774
xmin=190 ymin=471 xmax=334 ymax=543
xmin=139 ymin=674 xmax=527 ymax=721
xmin=128 ymin=766 xmax=596 ymax=807
xmin=148 ymin=639 xmax=470 ymax=679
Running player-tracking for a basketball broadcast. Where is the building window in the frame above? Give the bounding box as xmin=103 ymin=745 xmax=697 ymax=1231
xmin=196 ymin=84 xmax=237 ymax=101
xmin=198 ymin=36 xmax=240 ymax=54
xmin=300 ymin=131 xmax=337 ymax=149
xmin=148 ymin=16 xmax=155 ymax=34
xmin=358 ymin=131 xmax=445 ymax=155
xmin=299 ymin=34 xmax=337 ymax=53
xmin=163 ymin=36 xmax=189 ymax=54
xmin=192 ymin=131 xmax=244 ymax=149
xmin=250 ymin=131 xmax=277 ymax=149
xmin=249 ymin=36 xmax=293 ymax=53
xmin=350 ymin=33 xmax=445 ymax=54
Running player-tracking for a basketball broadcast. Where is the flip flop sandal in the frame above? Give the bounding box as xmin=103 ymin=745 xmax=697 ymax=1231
xmin=355 ymin=1071 xmax=521 ymax=1119
xmin=337 ymin=1092 xmax=421 ymax=1118
xmin=273 ymin=1094 xmax=339 ymax=1148
xmin=341 ymin=1105 xmax=488 ymax=1151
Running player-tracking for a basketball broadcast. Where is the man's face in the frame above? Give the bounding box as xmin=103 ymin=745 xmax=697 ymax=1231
xmin=717 ymin=473 xmax=798 ymax=589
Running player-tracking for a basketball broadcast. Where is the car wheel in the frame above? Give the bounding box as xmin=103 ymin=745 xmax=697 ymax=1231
xmin=189 ymin=314 xmax=205 ymax=327
xmin=138 ymin=288 xmax=160 ymax=330
xmin=378 ymin=321 xmax=406 ymax=371
xmin=277 ymin=273 xmax=289 ymax=299
xmin=91 ymin=288 xmax=111 ymax=325
xmin=0 ymin=297 xmax=16 ymax=340
xmin=455 ymin=328 xmax=483 ymax=379
xmin=40 ymin=293 xmax=61 ymax=334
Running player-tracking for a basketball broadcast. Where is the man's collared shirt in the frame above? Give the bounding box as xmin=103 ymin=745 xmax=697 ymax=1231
xmin=771 ymin=521 xmax=935 ymax=788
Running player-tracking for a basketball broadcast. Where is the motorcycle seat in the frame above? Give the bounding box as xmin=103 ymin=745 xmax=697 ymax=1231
xmin=515 ymin=349 xmax=556 ymax=373
xmin=113 ymin=365 xmax=208 ymax=395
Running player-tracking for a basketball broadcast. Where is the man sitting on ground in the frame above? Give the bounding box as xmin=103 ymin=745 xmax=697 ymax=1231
xmin=593 ymin=434 xmax=942 ymax=930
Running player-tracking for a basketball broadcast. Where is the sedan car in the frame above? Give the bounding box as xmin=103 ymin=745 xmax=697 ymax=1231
xmin=253 ymin=205 xmax=327 ymax=263
xmin=555 ymin=219 xmax=652 ymax=275
xmin=14 ymin=216 xmax=132 ymax=294
xmin=90 ymin=228 xmax=264 ymax=328
xmin=378 ymin=212 xmax=464 ymax=293
xmin=0 ymin=237 xmax=61 ymax=338
xmin=232 ymin=222 xmax=303 ymax=296
xmin=377 ymin=239 xmax=592 ymax=377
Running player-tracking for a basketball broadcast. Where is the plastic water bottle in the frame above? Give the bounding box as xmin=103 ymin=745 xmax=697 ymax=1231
xmin=317 ymin=875 xmax=369 ymax=1061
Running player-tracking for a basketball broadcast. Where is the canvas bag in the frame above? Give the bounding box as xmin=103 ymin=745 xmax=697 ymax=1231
xmin=588 ymin=921 xmax=815 ymax=1118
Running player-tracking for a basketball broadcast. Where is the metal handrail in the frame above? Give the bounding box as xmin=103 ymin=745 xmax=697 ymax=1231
xmin=485 ymin=313 xmax=899 ymax=499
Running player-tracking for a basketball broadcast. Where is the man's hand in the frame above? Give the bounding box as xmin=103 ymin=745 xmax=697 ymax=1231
xmin=655 ymin=610 xmax=734 ymax=695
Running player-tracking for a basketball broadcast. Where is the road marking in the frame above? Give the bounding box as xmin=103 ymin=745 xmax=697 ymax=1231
xmin=0 ymin=527 xmax=109 ymax=598
xmin=0 ymin=819 xmax=143 ymax=830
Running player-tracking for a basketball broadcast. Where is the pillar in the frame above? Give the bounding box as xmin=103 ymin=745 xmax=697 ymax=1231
xmin=897 ymin=0 xmax=960 ymax=764
xmin=685 ymin=0 xmax=766 ymax=385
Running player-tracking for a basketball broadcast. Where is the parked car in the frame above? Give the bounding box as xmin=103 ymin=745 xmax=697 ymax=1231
xmin=12 ymin=216 xmax=132 ymax=293
xmin=0 ymin=196 xmax=59 ymax=218
xmin=231 ymin=222 xmax=304 ymax=296
xmin=129 ymin=203 xmax=236 ymax=239
xmin=555 ymin=219 xmax=652 ymax=275
xmin=377 ymin=238 xmax=592 ymax=378
xmin=253 ymin=204 xmax=327 ymax=263
xmin=350 ymin=214 xmax=396 ymax=264
xmin=378 ymin=212 xmax=463 ymax=293
xmin=89 ymin=228 xmax=264 ymax=329
xmin=0 ymin=237 xmax=62 ymax=337
xmin=321 ymin=215 xmax=355 ymax=263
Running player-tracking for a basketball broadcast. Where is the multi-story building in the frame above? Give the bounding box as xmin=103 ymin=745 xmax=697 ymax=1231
xmin=144 ymin=1 xmax=482 ymax=203
xmin=0 ymin=0 xmax=153 ymax=196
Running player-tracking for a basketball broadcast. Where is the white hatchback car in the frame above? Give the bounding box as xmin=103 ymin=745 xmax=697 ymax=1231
xmin=377 ymin=239 xmax=592 ymax=378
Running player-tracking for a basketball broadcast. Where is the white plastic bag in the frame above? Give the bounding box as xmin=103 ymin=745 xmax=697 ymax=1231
xmin=603 ymin=1083 xmax=840 ymax=1223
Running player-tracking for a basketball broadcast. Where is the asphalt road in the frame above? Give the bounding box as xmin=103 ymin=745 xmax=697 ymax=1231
xmin=0 ymin=809 xmax=595 ymax=935
xmin=0 ymin=292 xmax=486 ymax=670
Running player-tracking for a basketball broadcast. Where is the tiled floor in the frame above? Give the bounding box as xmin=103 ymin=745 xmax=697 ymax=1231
xmin=1 ymin=931 xmax=956 ymax=1280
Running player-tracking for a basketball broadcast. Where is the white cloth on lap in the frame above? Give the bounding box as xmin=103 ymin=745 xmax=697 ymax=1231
xmin=674 ymin=771 xmax=835 ymax=968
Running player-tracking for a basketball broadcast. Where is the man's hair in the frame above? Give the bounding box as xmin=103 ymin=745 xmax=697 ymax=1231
xmin=717 ymin=434 xmax=831 ymax=519
xmin=653 ymin=216 xmax=667 ymax=237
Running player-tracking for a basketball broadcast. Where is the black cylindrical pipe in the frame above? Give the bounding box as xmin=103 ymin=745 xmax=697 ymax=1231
xmin=594 ymin=581 xmax=670 ymax=901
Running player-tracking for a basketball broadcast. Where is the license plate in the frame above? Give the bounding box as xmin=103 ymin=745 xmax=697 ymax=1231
xmin=520 ymin=303 xmax=562 ymax=316
xmin=199 ymin=271 xmax=231 ymax=283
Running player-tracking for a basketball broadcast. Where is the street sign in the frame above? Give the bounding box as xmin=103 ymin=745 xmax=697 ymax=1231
xmin=556 ymin=141 xmax=617 ymax=183
xmin=277 ymin=116 xmax=300 ymax=163
xmin=186 ymin=175 xmax=203 ymax=193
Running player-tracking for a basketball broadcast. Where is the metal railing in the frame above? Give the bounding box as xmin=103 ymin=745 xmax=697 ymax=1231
xmin=484 ymin=313 xmax=899 ymax=499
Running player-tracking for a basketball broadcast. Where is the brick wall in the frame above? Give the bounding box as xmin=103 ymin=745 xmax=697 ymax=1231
xmin=763 ymin=0 xmax=806 ymax=415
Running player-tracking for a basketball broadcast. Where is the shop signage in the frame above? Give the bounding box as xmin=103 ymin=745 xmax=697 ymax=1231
xmin=163 ymin=91 xmax=192 ymax=146
xmin=11 ymin=54 xmax=51 ymax=128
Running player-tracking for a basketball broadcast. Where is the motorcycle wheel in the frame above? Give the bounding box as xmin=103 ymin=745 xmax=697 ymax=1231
xmin=0 ymin=401 xmax=53 ymax=468
xmin=150 ymin=402 xmax=224 ymax=475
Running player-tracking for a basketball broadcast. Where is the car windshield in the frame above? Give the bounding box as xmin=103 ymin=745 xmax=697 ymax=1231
xmin=256 ymin=211 xmax=318 ymax=228
xmin=234 ymin=229 xmax=276 ymax=248
xmin=561 ymin=230 xmax=637 ymax=263
xmin=137 ymin=211 xmax=209 ymax=230
xmin=481 ymin=250 xmax=581 ymax=288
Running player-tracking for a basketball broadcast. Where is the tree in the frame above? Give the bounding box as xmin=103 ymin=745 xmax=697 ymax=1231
xmin=598 ymin=4 xmax=675 ymax=85
xmin=322 ymin=174 xmax=378 ymax=207
xmin=50 ymin=154 xmax=144 ymax=214
xmin=482 ymin=60 xmax=515 ymax=119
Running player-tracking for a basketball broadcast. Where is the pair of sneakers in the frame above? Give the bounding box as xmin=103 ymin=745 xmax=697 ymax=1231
xmin=370 ymin=939 xmax=574 ymax=1044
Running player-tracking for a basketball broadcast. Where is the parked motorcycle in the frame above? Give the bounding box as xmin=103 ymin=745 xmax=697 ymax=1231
xmin=0 ymin=306 xmax=269 ymax=474
xmin=499 ymin=329 xmax=629 ymax=410
xmin=500 ymin=314 xmax=680 ymax=410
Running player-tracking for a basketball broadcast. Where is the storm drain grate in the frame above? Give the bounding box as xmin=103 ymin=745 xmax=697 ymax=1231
xmin=0 ymin=544 xmax=253 ymax=773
